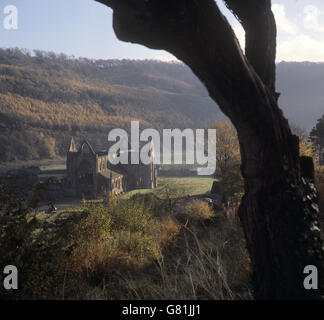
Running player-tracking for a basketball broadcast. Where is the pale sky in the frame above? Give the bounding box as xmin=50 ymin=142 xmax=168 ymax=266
xmin=1 ymin=0 xmax=324 ymax=62
xmin=227 ymin=0 xmax=324 ymax=62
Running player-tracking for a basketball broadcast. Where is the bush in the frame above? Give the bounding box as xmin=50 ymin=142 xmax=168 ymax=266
xmin=186 ymin=200 xmax=214 ymax=220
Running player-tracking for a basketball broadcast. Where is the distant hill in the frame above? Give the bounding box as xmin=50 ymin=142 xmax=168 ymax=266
xmin=0 ymin=48 xmax=224 ymax=162
xmin=0 ymin=48 xmax=323 ymax=162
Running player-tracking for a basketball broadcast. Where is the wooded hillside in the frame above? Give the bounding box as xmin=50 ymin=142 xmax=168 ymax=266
xmin=0 ymin=48 xmax=223 ymax=161
xmin=1 ymin=48 xmax=324 ymax=162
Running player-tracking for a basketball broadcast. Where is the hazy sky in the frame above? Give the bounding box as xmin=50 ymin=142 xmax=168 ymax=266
xmin=1 ymin=0 xmax=324 ymax=62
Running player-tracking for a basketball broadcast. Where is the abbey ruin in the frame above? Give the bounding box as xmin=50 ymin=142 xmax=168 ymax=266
xmin=64 ymin=138 xmax=158 ymax=199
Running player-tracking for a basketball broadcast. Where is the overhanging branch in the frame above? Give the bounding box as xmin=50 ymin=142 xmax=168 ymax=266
xmin=95 ymin=0 xmax=286 ymax=145
xmin=223 ymin=0 xmax=277 ymax=93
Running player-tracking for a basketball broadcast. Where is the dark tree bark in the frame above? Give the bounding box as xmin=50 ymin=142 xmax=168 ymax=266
xmin=96 ymin=0 xmax=324 ymax=299
xmin=223 ymin=0 xmax=277 ymax=94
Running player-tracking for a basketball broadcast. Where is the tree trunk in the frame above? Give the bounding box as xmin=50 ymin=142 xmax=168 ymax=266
xmin=238 ymin=117 xmax=323 ymax=299
xmin=96 ymin=0 xmax=324 ymax=299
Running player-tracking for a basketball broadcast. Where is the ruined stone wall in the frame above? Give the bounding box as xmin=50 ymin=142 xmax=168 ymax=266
xmin=65 ymin=139 xmax=157 ymax=199
xmin=97 ymin=154 xmax=109 ymax=173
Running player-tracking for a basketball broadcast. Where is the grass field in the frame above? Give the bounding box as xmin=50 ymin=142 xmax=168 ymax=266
xmin=157 ymin=177 xmax=214 ymax=196
xmin=40 ymin=164 xmax=66 ymax=171
xmin=39 ymin=164 xmax=67 ymax=181
xmin=120 ymin=177 xmax=214 ymax=199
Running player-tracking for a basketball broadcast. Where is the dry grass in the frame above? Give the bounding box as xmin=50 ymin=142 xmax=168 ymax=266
xmin=65 ymin=199 xmax=252 ymax=300
xmin=144 ymin=220 xmax=251 ymax=300
xmin=0 ymin=195 xmax=252 ymax=300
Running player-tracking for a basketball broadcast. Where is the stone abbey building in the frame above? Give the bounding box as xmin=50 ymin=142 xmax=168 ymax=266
xmin=65 ymin=138 xmax=157 ymax=199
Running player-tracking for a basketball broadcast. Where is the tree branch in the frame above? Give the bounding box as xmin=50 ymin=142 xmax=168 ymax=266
xmin=223 ymin=0 xmax=277 ymax=93
xmin=96 ymin=1 xmax=281 ymax=133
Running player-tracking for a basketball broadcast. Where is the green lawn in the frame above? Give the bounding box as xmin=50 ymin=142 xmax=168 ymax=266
xmin=39 ymin=164 xmax=67 ymax=181
xmin=40 ymin=164 xmax=67 ymax=171
xmin=157 ymin=177 xmax=214 ymax=197
xmin=120 ymin=177 xmax=214 ymax=199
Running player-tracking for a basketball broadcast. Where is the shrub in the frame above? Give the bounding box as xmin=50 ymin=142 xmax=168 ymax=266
xmin=185 ymin=200 xmax=214 ymax=221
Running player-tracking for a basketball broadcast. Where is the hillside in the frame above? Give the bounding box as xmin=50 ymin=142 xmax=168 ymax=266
xmin=0 ymin=48 xmax=224 ymax=161
xmin=0 ymin=48 xmax=323 ymax=162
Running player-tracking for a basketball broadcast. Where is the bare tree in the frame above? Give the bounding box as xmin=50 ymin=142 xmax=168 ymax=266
xmin=96 ymin=0 xmax=323 ymax=299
